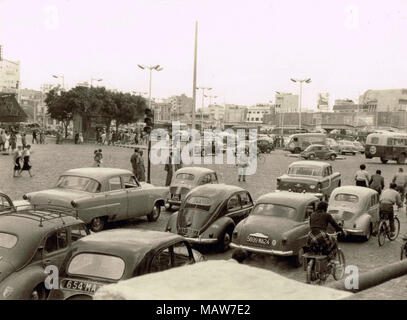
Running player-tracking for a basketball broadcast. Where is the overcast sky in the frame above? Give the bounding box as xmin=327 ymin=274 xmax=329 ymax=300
xmin=1 ymin=0 xmax=407 ymax=109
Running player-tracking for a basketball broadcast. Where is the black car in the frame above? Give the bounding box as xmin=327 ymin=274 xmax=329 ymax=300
xmin=300 ymin=144 xmax=337 ymax=161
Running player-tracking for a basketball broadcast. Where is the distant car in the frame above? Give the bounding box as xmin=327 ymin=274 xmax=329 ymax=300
xmin=326 ymin=138 xmax=340 ymax=153
xmin=352 ymin=141 xmax=365 ymax=154
xmin=24 ymin=168 xmax=169 ymax=232
xmin=257 ymin=138 xmax=275 ymax=154
xmin=338 ymin=140 xmax=356 ymax=155
xmin=276 ymin=161 xmax=341 ymax=201
xmin=231 ymin=192 xmax=320 ymax=267
xmin=0 ymin=195 xmax=90 ymax=300
xmin=165 ymin=167 xmax=218 ymax=210
xmin=300 ymin=144 xmax=337 ymax=161
xmin=166 ymin=184 xmax=254 ymax=252
xmin=328 ymin=186 xmax=380 ymax=241
xmin=47 ymin=229 xmax=205 ymax=300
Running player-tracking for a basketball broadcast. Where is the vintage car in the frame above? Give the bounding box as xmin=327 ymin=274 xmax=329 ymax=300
xmin=257 ymin=137 xmax=274 ymax=154
xmin=300 ymin=144 xmax=337 ymax=161
xmin=326 ymin=138 xmax=340 ymax=153
xmin=165 ymin=167 xmax=218 ymax=209
xmin=47 ymin=229 xmax=204 ymax=300
xmin=231 ymin=192 xmax=320 ymax=267
xmin=0 ymin=198 xmax=90 ymax=300
xmin=328 ymin=186 xmax=380 ymax=241
xmin=276 ymin=161 xmax=341 ymax=201
xmin=166 ymin=184 xmax=254 ymax=252
xmin=338 ymin=140 xmax=357 ymax=155
xmin=352 ymin=141 xmax=365 ymax=154
xmin=23 ymin=168 xmax=169 ymax=232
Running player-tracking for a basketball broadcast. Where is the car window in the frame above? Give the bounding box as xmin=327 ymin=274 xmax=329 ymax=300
xmin=108 ymin=177 xmax=122 ymax=191
xmin=210 ymin=173 xmax=218 ymax=183
xmin=239 ymin=192 xmax=253 ymax=208
xmin=56 ymin=176 xmax=101 ymax=193
xmin=252 ymin=203 xmax=297 ymax=220
xmin=327 ymin=166 xmax=333 ymax=175
xmin=199 ymin=174 xmax=211 ymax=185
xmin=44 ymin=229 xmax=68 ymax=254
xmin=227 ymin=195 xmax=241 ymax=211
xmin=172 ymin=242 xmax=193 ymax=267
xmin=0 ymin=195 xmax=13 ymax=212
xmin=70 ymin=224 xmax=89 ymax=242
xmin=288 ymin=166 xmax=323 ymax=176
xmin=150 ymin=249 xmax=172 ymax=273
xmin=122 ymin=175 xmax=140 ymax=189
xmin=334 ymin=193 xmax=359 ymax=203
xmin=175 ymin=173 xmax=195 ymax=182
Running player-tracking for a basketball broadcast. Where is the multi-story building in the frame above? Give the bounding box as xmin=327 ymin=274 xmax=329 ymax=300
xmin=246 ymin=104 xmax=271 ymax=123
xmin=274 ymin=92 xmax=299 ymax=113
xmin=359 ymin=89 xmax=407 ymax=112
xmin=18 ymin=84 xmax=55 ymax=125
xmin=208 ymin=104 xmax=225 ymax=128
xmin=152 ymin=102 xmax=172 ymax=122
xmin=0 ymin=45 xmax=20 ymax=93
xmin=167 ymin=94 xmax=193 ymax=120
xmin=224 ymin=104 xmax=247 ymax=124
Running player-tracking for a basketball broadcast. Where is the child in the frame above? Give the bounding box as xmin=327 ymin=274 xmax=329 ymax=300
xmin=94 ymin=149 xmax=103 ymax=167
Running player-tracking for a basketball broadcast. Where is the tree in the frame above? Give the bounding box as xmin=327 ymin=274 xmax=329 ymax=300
xmin=45 ymin=88 xmax=74 ymax=138
xmin=112 ymin=92 xmax=147 ymax=132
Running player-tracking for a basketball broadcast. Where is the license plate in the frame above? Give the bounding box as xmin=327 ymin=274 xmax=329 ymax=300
xmin=60 ymin=279 xmax=101 ymax=293
xmin=246 ymin=235 xmax=270 ymax=245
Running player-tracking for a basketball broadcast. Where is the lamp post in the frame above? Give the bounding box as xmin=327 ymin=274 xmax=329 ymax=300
xmin=197 ymin=87 xmax=212 ymax=131
xmin=91 ymin=78 xmax=103 ymax=87
xmin=52 ymin=74 xmax=65 ymax=90
xmin=290 ymin=78 xmax=311 ymax=130
xmin=204 ymin=94 xmax=217 ymax=106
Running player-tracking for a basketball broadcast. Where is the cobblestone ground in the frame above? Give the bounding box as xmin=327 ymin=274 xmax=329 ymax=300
xmin=0 ymin=136 xmax=406 ymax=299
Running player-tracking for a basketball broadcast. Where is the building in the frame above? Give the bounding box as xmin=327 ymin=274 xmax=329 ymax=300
xmin=246 ymin=103 xmax=271 ymax=123
xmin=167 ymin=94 xmax=193 ymax=121
xmin=0 ymin=45 xmax=20 ymax=94
xmin=207 ymin=104 xmax=225 ymax=128
xmin=359 ymin=89 xmax=407 ymax=112
xmin=152 ymin=102 xmax=172 ymax=122
xmin=274 ymin=92 xmax=299 ymax=113
xmin=224 ymin=104 xmax=247 ymax=125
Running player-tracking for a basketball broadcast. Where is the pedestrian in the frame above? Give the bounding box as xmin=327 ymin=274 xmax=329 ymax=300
xmin=19 ymin=145 xmax=34 ymax=177
xmin=369 ymin=170 xmax=385 ymax=195
xmin=101 ymin=131 xmax=106 ymax=145
xmin=0 ymin=129 xmax=4 ymax=151
xmin=74 ymin=132 xmax=79 ymax=144
xmin=4 ymin=131 xmax=10 ymax=152
xmin=93 ymin=149 xmax=103 ymax=167
xmin=13 ymin=145 xmax=23 ymax=177
xmin=130 ymin=148 xmax=141 ymax=179
xmin=21 ymin=132 xmax=27 ymax=148
xmin=392 ymin=167 xmax=407 ymax=204
xmin=174 ymin=149 xmax=183 ymax=172
xmin=32 ymin=130 xmax=38 ymax=144
xmin=165 ymin=152 xmax=173 ymax=186
xmin=236 ymin=150 xmax=249 ymax=182
xmin=78 ymin=132 xmax=84 ymax=144
xmin=138 ymin=150 xmax=146 ymax=182
xmin=354 ymin=164 xmax=370 ymax=187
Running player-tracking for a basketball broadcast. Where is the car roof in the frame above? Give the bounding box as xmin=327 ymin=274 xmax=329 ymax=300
xmin=306 ymin=144 xmax=326 ymax=147
xmin=330 ymin=186 xmax=377 ymax=198
xmin=256 ymin=192 xmax=319 ymax=206
xmin=175 ymin=167 xmax=215 ymax=176
xmin=62 ymin=168 xmax=133 ymax=182
xmin=187 ymin=184 xmax=246 ymax=201
xmin=289 ymin=161 xmax=329 ymax=167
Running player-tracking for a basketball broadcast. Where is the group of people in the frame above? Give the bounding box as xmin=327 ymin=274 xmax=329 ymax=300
xmin=12 ymin=144 xmax=33 ymax=177
xmin=31 ymin=129 xmax=47 ymax=144
xmin=96 ymin=128 xmax=147 ymax=146
xmin=0 ymin=129 xmax=17 ymax=152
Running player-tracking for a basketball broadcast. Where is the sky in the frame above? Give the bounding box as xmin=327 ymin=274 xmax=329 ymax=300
xmin=1 ymin=0 xmax=407 ymax=109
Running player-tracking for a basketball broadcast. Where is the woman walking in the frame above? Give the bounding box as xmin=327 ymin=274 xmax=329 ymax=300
xmin=19 ymin=145 xmax=34 ymax=177
xmin=13 ymin=145 xmax=23 ymax=177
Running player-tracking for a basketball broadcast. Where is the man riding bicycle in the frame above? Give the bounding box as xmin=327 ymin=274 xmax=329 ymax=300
xmin=392 ymin=168 xmax=407 ymax=204
xmin=380 ymin=183 xmax=403 ymax=238
xmin=306 ymin=201 xmax=345 ymax=261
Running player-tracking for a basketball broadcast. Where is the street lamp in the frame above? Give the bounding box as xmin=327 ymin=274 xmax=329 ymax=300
xmin=204 ymin=94 xmax=217 ymax=106
xmin=197 ymin=87 xmax=212 ymax=131
xmin=290 ymin=78 xmax=311 ymax=130
xmin=91 ymin=78 xmax=103 ymax=87
xmin=52 ymin=74 xmax=65 ymax=90
xmin=138 ymin=64 xmax=163 ymax=111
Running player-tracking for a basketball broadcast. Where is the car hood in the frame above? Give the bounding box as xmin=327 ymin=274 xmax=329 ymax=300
xmin=237 ymin=215 xmax=301 ymax=241
xmin=0 ymin=259 xmax=16 ymax=283
xmin=25 ymin=188 xmax=89 ymax=206
xmin=176 ymin=208 xmax=214 ymax=237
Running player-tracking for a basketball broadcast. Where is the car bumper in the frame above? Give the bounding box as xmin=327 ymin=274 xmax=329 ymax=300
xmin=184 ymin=237 xmax=218 ymax=244
xmin=166 ymin=199 xmax=181 ymax=206
xmin=343 ymin=228 xmax=365 ymax=235
xmin=230 ymin=243 xmax=294 ymax=256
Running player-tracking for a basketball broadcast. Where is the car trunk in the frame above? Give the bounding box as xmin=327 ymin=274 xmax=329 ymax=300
xmin=27 ymin=189 xmax=88 ymax=208
xmin=176 ymin=206 xmax=214 ymax=238
xmin=278 ymin=175 xmax=319 ymax=193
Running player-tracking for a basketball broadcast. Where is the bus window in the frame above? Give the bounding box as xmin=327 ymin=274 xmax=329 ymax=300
xmin=370 ymin=137 xmax=379 ymax=144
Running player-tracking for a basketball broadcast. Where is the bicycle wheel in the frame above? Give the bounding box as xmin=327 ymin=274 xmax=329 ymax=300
xmin=388 ymin=217 xmax=400 ymax=241
xmin=306 ymin=260 xmax=314 ymax=284
xmin=333 ymin=249 xmax=346 ymax=280
xmin=401 ymin=243 xmax=407 ymax=260
xmin=377 ymin=221 xmax=386 ymax=246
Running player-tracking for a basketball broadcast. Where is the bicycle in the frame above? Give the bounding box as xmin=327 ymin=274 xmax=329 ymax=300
xmin=377 ymin=207 xmax=400 ymax=246
xmin=303 ymin=232 xmax=346 ymax=285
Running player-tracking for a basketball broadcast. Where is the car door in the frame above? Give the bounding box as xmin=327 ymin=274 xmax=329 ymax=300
xmin=104 ymin=176 xmax=128 ymax=222
xmin=236 ymin=191 xmax=254 ymax=222
xmin=42 ymin=228 xmax=70 ymax=269
xmin=224 ymin=193 xmax=243 ymax=222
xmin=368 ymin=193 xmax=380 ymax=224
xmin=122 ymin=174 xmax=151 ymax=218
xmin=314 ymin=146 xmax=324 ymax=159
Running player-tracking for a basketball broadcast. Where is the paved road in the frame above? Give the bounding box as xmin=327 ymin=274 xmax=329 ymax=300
xmin=0 ymin=139 xmax=406 ymax=298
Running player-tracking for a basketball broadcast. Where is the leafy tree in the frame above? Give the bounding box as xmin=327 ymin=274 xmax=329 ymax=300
xmin=112 ymin=92 xmax=147 ymax=132
xmin=45 ymin=88 xmax=74 ymax=138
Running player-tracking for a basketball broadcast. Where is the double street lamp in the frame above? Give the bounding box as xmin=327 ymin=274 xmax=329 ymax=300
xmin=290 ymin=78 xmax=311 ymax=130
xmin=138 ymin=64 xmax=163 ymax=110
xmin=52 ymin=74 xmax=65 ymax=90
xmin=91 ymin=78 xmax=103 ymax=87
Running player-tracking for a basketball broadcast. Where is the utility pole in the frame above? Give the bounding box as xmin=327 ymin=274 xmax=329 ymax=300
xmin=191 ymin=21 xmax=198 ymax=130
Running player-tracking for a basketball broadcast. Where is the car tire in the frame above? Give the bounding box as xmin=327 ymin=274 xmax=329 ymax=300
xmin=362 ymin=223 xmax=372 ymax=242
xmin=309 ymin=154 xmax=315 ymax=160
xmin=381 ymin=157 xmax=388 ymax=164
xmin=90 ymin=217 xmax=105 ymax=232
xmin=165 ymin=202 xmax=173 ymax=211
xmin=217 ymin=227 xmax=233 ymax=253
xmin=147 ymin=203 xmax=161 ymax=222
xmin=30 ymin=284 xmax=48 ymax=300
xmin=294 ymin=147 xmax=301 ymax=154
xmin=353 ymin=152 xmax=356 ymax=156
xmin=330 ymin=154 xmax=336 ymax=161
xmin=266 ymin=148 xmax=272 ymax=153
xmin=292 ymin=247 xmax=304 ymax=268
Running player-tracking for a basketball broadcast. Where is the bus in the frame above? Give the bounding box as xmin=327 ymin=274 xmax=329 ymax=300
xmin=271 ymin=127 xmax=308 ymax=136
xmin=285 ymin=133 xmax=327 ymax=153
xmin=365 ymin=132 xmax=407 ymax=164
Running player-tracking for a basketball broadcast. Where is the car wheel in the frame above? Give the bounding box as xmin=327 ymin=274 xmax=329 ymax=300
xmin=362 ymin=223 xmax=372 ymax=242
xmin=266 ymin=148 xmax=272 ymax=153
xmin=309 ymin=154 xmax=315 ymax=160
xmin=294 ymin=147 xmax=301 ymax=154
xmin=217 ymin=228 xmax=233 ymax=253
xmin=397 ymin=154 xmax=406 ymax=164
xmin=353 ymin=152 xmax=356 ymax=156
xmin=31 ymin=284 xmax=48 ymax=300
xmin=147 ymin=203 xmax=161 ymax=222
xmin=330 ymin=154 xmax=336 ymax=161
xmin=380 ymin=157 xmax=388 ymax=164
xmin=292 ymin=247 xmax=304 ymax=267
xmin=90 ymin=217 xmax=105 ymax=232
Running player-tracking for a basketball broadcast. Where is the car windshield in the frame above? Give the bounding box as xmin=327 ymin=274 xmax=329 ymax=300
xmin=252 ymin=203 xmax=297 ymax=220
xmin=288 ymin=166 xmax=322 ymax=176
xmin=0 ymin=232 xmax=18 ymax=249
xmin=55 ymin=176 xmax=101 ymax=193
xmin=175 ymin=173 xmax=195 ymax=182
xmin=334 ymin=193 xmax=359 ymax=203
xmin=67 ymin=253 xmax=125 ymax=280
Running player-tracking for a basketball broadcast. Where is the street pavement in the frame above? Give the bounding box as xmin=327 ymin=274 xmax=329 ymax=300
xmin=0 ymin=137 xmax=406 ymax=299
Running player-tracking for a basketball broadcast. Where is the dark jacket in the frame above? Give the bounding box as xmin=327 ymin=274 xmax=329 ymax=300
xmin=309 ymin=210 xmax=343 ymax=233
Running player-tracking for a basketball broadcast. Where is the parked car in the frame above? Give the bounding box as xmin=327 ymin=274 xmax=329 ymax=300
xmin=276 ymin=161 xmax=341 ymax=201
xmin=165 ymin=167 xmax=218 ymax=210
xmin=231 ymin=192 xmax=320 ymax=267
xmin=23 ymin=168 xmax=169 ymax=232
xmin=166 ymin=184 xmax=254 ymax=252
xmin=300 ymin=144 xmax=337 ymax=161
xmin=328 ymin=186 xmax=380 ymax=241
xmin=352 ymin=141 xmax=365 ymax=154
xmin=0 ymin=198 xmax=90 ymax=300
xmin=326 ymin=138 xmax=340 ymax=153
xmin=257 ymin=137 xmax=275 ymax=154
xmin=338 ymin=140 xmax=356 ymax=155
xmin=48 ymin=229 xmax=204 ymax=300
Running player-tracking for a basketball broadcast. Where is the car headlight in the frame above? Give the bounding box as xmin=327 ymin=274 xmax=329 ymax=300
xmin=309 ymin=185 xmax=316 ymax=190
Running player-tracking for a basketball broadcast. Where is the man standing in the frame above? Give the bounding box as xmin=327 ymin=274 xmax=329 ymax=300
xmin=138 ymin=150 xmax=146 ymax=182
xmin=392 ymin=167 xmax=407 ymax=203
xmin=165 ymin=152 xmax=173 ymax=186
xmin=130 ymin=148 xmax=141 ymax=180
xmin=354 ymin=164 xmax=370 ymax=187
xmin=369 ymin=170 xmax=385 ymax=195
xmin=32 ymin=129 xmax=38 ymax=144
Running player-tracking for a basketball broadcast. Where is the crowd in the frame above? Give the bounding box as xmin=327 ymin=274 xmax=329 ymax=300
xmin=94 ymin=128 xmax=148 ymax=146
